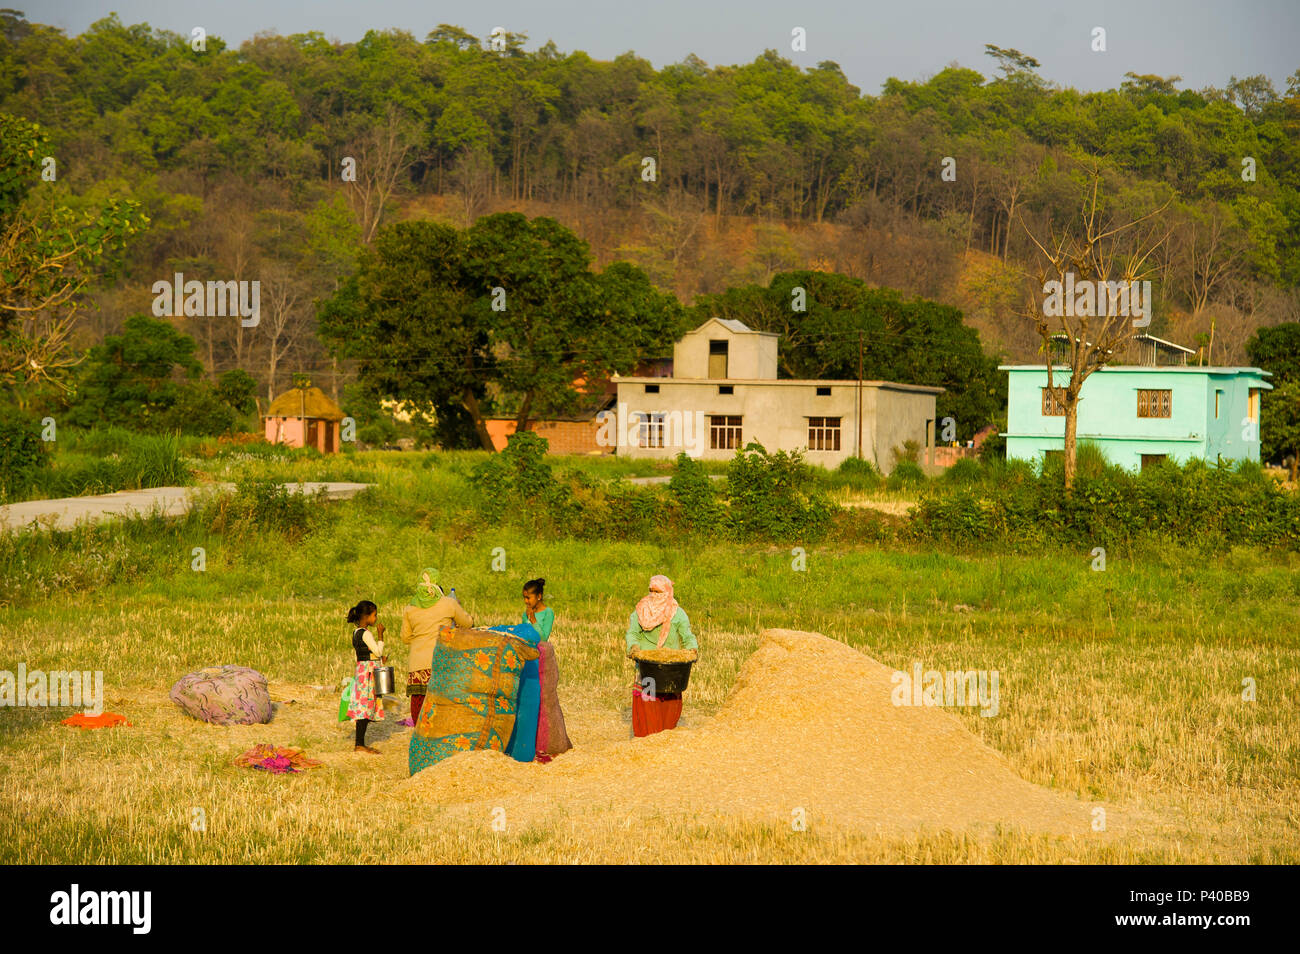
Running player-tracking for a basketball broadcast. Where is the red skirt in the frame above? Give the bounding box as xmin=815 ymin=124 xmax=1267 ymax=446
xmin=631 ymin=688 xmax=683 ymax=737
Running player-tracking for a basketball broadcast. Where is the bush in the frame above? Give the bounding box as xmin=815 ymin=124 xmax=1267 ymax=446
xmin=725 ymin=442 xmax=836 ymax=541
xmin=215 ymin=370 xmax=258 ymax=415
xmin=0 ymin=413 xmax=48 ymax=497
xmin=668 ymin=452 xmax=724 ymax=535
xmin=202 ymin=479 xmax=325 ymax=542
xmin=909 ymin=454 xmax=1300 ymax=551
xmin=470 ymin=431 xmax=574 ymax=527
xmin=157 ymin=382 xmax=239 ymax=436
xmin=942 ymin=457 xmax=983 ymax=484
xmin=977 ymin=430 xmax=1006 ymax=464
xmin=886 ymin=460 xmax=926 ymax=489
xmin=826 ymin=455 xmax=883 ymax=492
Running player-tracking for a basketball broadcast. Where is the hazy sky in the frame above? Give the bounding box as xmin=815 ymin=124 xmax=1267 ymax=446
xmin=26 ymin=0 xmax=1300 ymax=95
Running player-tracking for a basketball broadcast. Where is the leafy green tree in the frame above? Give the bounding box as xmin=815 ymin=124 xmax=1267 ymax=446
xmin=697 ymin=270 xmax=1004 ymax=438
xmin=215 ymin=368 xmax=258 ymax=415
xmin=322 ymin=215 xmax=686 ymax=448
xmin=67 ymin=313 xmax=203 ymax=428
xmin=1260 ymin=378 xmax=1300 ymax=480
xmin=0 ymin=113 xmax=147 ymax=401
xmin=1246 ymin=322 xmax=1300 ymax=385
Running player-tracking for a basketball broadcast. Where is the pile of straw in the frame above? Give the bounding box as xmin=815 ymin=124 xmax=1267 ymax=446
xmin=402 ymin=629 xmax=1095 ymax=835
xmin=631 ymin=648 xmax=698 ymax=663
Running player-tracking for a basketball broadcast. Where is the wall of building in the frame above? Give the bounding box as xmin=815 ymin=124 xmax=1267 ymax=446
xmin=264 ymin=416 xmax=338 ymax=452
xmin=265 ymin=416 xmax=304 ymax=447
xmin=1002 ymin=366 xmax=1269 ymax=470
xmin=612 ymin=380 xmax=936 ymax=471
xmin=672 ymin=323 xmax=778 ymax=379
xmin=486 ymin=418 xmax=610 ymax=455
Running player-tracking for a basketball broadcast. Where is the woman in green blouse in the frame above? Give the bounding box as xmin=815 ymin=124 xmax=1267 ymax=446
xmin=625 ymin=574 xmax=697 ymax=736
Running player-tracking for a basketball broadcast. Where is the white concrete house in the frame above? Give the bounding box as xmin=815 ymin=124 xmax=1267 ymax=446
xmin=610 ymin=318 xmax=943 ymax=471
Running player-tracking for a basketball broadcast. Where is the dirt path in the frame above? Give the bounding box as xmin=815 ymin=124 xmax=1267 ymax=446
xmin=0 ymin=482 xmax=372 ymax=532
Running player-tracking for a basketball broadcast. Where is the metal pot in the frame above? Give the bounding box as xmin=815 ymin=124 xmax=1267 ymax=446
xmin=373 ymin=663 xmax=395 ymax=697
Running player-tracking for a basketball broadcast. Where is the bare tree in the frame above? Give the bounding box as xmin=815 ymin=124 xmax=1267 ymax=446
xmin=1018 ymin=169 xmax=1173 ymax=491
xmin=258 ymin=263 xmax=311 ymax=401
xmin=345 ymin=104 xmax=423 ymax=243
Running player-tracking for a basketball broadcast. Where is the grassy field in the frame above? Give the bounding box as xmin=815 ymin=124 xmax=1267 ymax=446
xmin=2 ymin=448 xmax=1298 ymax=863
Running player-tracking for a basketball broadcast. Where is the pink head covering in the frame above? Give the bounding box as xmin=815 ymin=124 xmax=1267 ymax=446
xmin=635 ymin=574 xmax=679 ymax=647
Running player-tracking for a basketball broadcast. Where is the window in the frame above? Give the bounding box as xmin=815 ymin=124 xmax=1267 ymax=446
xmin=1141 ymin=454 xmax=1168 ymax=471
xmin=1215 ymin=390 xmax=1222 ymax=418
xmin=816 ymin=387 xmax=831 ymax=397
xmin=708 ymin=339 xmax=729 ymax=378
xmin=645 ymin=384 xmax=659 ymax=394
xmin=718 ymin=385 xmax=734 ymax=395
xmin=1137 ymin=389 xmax=1172 ymax=418
xmin=637 ymin=412 xmax=665 ymax=448
xmin=1041 ymin=387 xmax=1066 ymax=416
xmin=808 ymin=417 xmax=842 ymax=451
xmin=709 ymin=415 xmax=742 ymax=450
xmin=1248 ymin=388 xmax=1261 ymax=421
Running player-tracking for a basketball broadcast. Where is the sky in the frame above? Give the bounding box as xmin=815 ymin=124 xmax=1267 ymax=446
xmin=24 ymin=0 xmax=1300 ymax=95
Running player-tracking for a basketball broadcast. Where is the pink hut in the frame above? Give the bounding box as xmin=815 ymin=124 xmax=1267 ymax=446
xmin=263 ymin=386 xmax=345 ymax=453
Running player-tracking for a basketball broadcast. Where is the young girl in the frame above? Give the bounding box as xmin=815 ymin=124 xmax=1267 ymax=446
xmin=521 ymin=577 xmax=554 ymax=640
xmin=345 ymin=600 xmax=385 ymax=754
xmin=521 ymin=578 xmax=572 ymax=762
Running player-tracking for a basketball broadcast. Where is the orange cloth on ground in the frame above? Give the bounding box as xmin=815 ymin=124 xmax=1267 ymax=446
xmin=61 ymin=712 xmax=131 ymax=728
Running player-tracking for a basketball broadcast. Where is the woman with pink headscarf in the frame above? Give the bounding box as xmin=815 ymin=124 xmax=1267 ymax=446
xmin=624 ymin=574 xmax=698 ymax=737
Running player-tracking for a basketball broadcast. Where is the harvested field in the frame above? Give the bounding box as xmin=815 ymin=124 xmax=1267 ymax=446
xmin=403 ymin=629 xmax=1100 ymax=837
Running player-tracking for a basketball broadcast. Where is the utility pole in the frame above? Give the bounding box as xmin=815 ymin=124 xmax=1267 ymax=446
xmin=857 ymin=330 xmax=864 ymax=459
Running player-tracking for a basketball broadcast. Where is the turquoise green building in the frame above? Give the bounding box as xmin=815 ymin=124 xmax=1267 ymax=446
xmin=1000 ymin=336 xmax=1273 ymax=472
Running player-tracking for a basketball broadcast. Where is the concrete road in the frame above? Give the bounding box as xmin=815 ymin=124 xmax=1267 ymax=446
xmin=0 ymin=482 xmax=372 ymax=532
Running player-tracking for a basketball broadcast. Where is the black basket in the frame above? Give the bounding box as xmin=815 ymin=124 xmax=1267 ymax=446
xmin=635 ymin=658 xmax=694 ymax=695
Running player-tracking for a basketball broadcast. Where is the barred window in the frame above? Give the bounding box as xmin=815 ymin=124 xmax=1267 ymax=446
xmin=709 ymin=415 xmax=742 ymax=450
xmin=637 ymin=412 xmax=665 ymax=448
xmin=1041 ymin=387 xmax=1066 ymax=416
xmin=808 ymin=416 xmax=842 ymax=451
xmin=1137 ymin=389 xmax=1172 ymax=418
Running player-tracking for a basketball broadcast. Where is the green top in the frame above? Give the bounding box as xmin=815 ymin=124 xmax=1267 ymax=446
xmin=626 ymin=606 xmax=697 ymax=652
xmin=522 ymin=606 xmax=554 ymax=641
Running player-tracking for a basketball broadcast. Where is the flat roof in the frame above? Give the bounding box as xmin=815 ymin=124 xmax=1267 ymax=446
xmin=999 ymin=365 xmax=1272 ymax=377
xmin=615 ymin=376 xmax=944 ymax=394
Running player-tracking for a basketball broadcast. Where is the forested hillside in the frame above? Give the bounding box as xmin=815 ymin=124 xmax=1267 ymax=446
xmin=1 ymin=10 xmax=1297 ymax=431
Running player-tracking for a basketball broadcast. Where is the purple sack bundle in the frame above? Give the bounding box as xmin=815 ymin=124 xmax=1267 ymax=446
xmin=169 ymin=665 xmax=273 ymax=726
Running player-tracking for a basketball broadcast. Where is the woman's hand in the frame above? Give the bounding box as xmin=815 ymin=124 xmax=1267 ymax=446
xmin=375 ymin=622 xmax=387 ymax=637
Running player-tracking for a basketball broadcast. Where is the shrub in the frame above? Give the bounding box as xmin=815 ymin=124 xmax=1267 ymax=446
xmin=977 ymin=430 xmax=1007 ymax=464
xmin=0 ymin=412 xmax=48 ymax=496
xmin=668 ymin=452 xmax=724 ymax=535
xmin=827 ymin=455 xmax=883 ymax=492
xmin=470 ymin=431 xmax=573 ymax=527
xmin=942 ymin=457 xmax=983 ymax=484
xmin=886 ymin=460 xmax=926 ymax=489
xmin=725 ymin=442 xmax=836 ymax=541
xmin=203 ymin=479 xmax=325 ymax=542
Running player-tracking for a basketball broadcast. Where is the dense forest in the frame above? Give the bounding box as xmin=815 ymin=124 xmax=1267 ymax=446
xmin=1 ymin=10 xmax=1297 ymax=443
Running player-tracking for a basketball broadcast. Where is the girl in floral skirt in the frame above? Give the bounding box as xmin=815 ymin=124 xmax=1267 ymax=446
xmin=346 ymin=600 xmax=385 ymax=754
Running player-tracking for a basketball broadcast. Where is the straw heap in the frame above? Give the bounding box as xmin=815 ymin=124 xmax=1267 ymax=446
xmin=631 ymin=648 xmax=699 ymax=663
xmin=402 ymin=629 xmax=1095 ymax=835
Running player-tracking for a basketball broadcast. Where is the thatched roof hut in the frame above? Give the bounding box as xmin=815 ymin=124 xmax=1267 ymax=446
xmin=263 ymin=386 xmax=345 ymax=452
xmin=265 ymin=386 xmax=345 ymax=422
